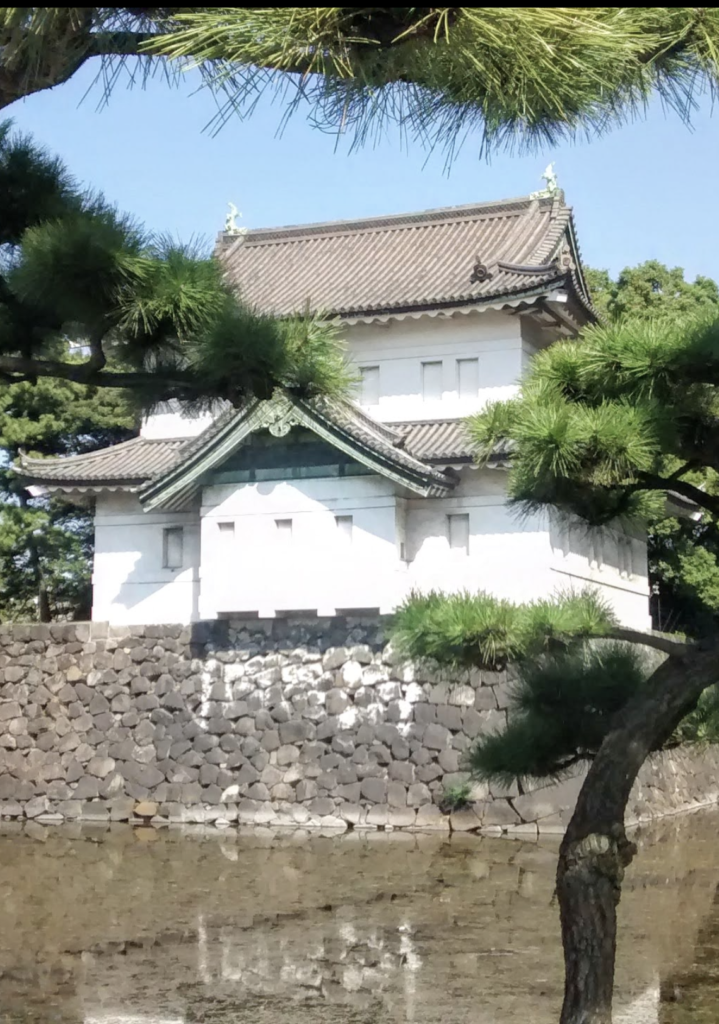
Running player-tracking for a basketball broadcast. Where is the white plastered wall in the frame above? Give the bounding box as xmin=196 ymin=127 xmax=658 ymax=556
xmin=92 ymin=492 xmax=201 ymax=625
xmin=345 ymin=310 xmax=527 ymax=422
xmin=89 ymin=471 xmax=650 ymax=627
xmin=199 ymin=475 xmax=407 ymax=618
xmin=548 ymin=515 xmax=652 ymax=630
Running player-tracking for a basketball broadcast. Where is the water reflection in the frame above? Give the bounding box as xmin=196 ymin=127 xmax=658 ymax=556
xmin=1 ymin=812 xmax=719 ymax=1023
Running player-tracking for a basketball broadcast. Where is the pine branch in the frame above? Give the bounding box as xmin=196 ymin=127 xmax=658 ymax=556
xmin=0 ymin=354 xmax=193 ymax=395
xmin=605 ymin=627 xmax=691 ymax=657
xmin=89 ymin=31 xmax=159 ymax=58
xmin=635 ymin=472 xmax=719 ymax=516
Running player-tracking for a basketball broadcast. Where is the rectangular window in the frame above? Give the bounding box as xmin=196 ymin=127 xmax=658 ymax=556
xmin=335 ymin=514 xmax=353 ymax=545
xmin=422 ymin=361 xmax=443 ymax=402
xmin=162 ymin=527 xmax=184 ymax=570
xmin=457 ymin=358 xmax=479 ymax=400
xmin=619 ymin=535 xmax=633 ymax=578
xmin=447 ymin=514 xmax=470 ymax=555
xmin=275 ymin=518 xmax=293 ymax=544
xmin=359 ymin=366 xmax=380 ymax=406
xmin=218 ymin=521 xmax=235 ymax=537
xmin=590 ymin=533 xmax=604 ymax=570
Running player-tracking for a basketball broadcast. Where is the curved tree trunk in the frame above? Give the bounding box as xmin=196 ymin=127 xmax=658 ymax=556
xmin=557 ymin=643 xmax=719 ymax=1024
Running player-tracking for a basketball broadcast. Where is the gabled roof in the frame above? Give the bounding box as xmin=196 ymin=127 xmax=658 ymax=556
xmin=139 ymin=394 xmax=456 ymax=510
xmin=218 ymin=191 xmax=594 ymax=323
xmin=17 ymin=437 xmax=187 ymax=492
xmin=18 ymin=397 xmax=489 ymax=505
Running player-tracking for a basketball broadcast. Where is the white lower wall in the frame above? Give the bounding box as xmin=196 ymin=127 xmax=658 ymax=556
xmin=199 ymin=475 xmax=407 ymax=618
xmin=405 ymin=472 xmax=555 ymax=604
xmin=549 ymin=516 xmax=652 ymax=630
xmin=89 ymin=472 xmax=651 ymax=629
xmin=92 ymin=493 xmax=201 ymax=625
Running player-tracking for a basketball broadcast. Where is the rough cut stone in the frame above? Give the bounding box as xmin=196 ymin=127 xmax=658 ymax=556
xmin=87 ymin=756 xmax=115 ymax=779
xmin=24 ymin=796 xmax=50 ymax=818
xmin=325 ymin=689 xmax=349 ymax=716
xmin=276 ymin=744 xmax=300 ymax=766
xmin=134 ymin=800 xmax=158 ymax=818
xmin=360 ymin=777 xmax=387 ymax=804
xmin=279 ymin=720 xmax=310 ymax=744
xmin=423 ymin=723 xmax=451 ymax=751
xmin=73 ymin=776 xmax=100 ymax=800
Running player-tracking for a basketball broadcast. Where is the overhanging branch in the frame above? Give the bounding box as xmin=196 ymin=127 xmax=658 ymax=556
xmin=635 ymin=472 xmax=719 ymax=516
xmin=606 ymin=627 xmax=691 ymax=657
xmin=0 ymin=354 xmax=194 ymax=394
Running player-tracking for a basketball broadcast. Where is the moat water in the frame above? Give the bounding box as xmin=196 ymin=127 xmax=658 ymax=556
xmin=1 ymin=811 xmax=719 ymax=1023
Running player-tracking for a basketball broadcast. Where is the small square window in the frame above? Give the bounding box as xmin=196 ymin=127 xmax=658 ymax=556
xmin=422 ymin=361 xmax=443 ymax=401
xmin=218 ymin=521 xmax=235 ymax=540
xmin=335 ymin=514 xmax=353 ymax=544
xmin=275 ymin=519 xmax=293 ymax=543
xmin=457 ymin=358 xmax=479 ymax=399
xmin=163 ymin=527 xmax=184 ymax=570
xmin=359 ymin=366 xmax=380 ymax=405
xmin=447 ymin=514 xmax=469 ymax=555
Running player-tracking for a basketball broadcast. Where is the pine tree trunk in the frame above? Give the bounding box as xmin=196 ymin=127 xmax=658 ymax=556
xmin=37 ymin=576 xmax=51 ymax=622
xmin=18 ymin=489 xmax=52 ymax=622
xmin=557 ymin=824 xmax=635 ymax=1024
xmin=556 ymin=643 xmax=719 ymax=1024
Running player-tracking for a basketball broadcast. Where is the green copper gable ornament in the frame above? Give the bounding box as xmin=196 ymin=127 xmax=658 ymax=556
xmin=224 ymin=202 xmax=247 ymax=237
xmin=530 ymin=163 xmax=559 ymax=199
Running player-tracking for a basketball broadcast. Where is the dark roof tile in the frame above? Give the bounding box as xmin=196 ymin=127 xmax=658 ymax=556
xmin=219 ymin=193 xmax=592 ymax=319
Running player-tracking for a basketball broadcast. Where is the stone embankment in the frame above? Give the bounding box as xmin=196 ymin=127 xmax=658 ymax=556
xmin=1 ymin=619 xmax=718 ymax=832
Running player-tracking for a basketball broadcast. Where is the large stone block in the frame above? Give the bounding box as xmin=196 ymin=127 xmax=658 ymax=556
xmin=325 ymin=689 xmax=349 ymax=716
xmin=360 ymin=777 xmax=387 ymax=804
xmin=279 ymin=720 xmax=311 ymax=744
xmin=423 ymin=723 xmax=451 ymax=751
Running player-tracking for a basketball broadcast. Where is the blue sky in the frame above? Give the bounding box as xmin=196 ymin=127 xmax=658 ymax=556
xmin=6 ymin=62 xmax=719 ymax=280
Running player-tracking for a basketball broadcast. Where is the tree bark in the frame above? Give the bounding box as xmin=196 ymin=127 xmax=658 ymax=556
xmin=557 ymin=643 xmax=719 ymax=1024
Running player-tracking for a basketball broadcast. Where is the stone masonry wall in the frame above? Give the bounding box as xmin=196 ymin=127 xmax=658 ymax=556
xmin=1 ymin=618 xmax=718 ymax=834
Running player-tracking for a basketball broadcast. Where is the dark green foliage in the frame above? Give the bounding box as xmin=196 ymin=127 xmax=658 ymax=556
xmin=392 ymin=590 xmax=660 ymax=785
xmin=392 ymin=268 xmax=719 ymax=787
xmin=149 ymin=8 xmax=719 ymax=154
xmin=674 ymin=685 xmax=719 ymax=746
xmin=574 ymin=263 xmax=719 ymax=636
xmin=0 ymin=120 xmax=354 ymax=620
xmin=0 ymin=374 xmax=136 ymax=621
xmin=469 ymin=312 xmax=719 ymax=531
xmin=438 ymin=781 xmax=472 ymax=814
xmin=0 ymin=121 xmax=353 ymax=405
xmin=7 ymin=10 xmax=719 ymax=155
xmin=468 ymin=644 xmax=650 ymax=787
xmin=586 ymin=261 xmax=719 ymax=324
xmin=391 ymin=589 xmax=615 ymax=671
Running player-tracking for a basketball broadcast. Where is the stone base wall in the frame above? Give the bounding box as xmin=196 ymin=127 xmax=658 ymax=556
xmin=1 ymin=619 xmax=717 ymax=834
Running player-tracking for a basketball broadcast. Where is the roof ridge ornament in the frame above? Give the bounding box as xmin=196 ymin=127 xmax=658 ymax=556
xmin=530 ymin=163 xmax=559 ymax=200
xmin=259 ymin=393 xmax=298 ymax=437
xmin=224 ymin=202 xmax=248 ymax=238
xmin=469 ymin=256 xmax=493 ymax=284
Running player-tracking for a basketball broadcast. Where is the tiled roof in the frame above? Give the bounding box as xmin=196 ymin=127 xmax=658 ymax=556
xmin=18 ymin=437 xmax=186 ymax=488
xmin=17 ymin=406 xmax=509 ymax=494
xmin=138 ymin=395 xmax=458 ymax=511
xmin=398 ymin=420 xmax=473 ymax=461
xmin=219 ymin=192 xmax=593 ymax=320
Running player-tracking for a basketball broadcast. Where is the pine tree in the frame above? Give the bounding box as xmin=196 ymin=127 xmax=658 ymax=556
xmin=0 ymin=375 xmax=136 ymax=621
xmin=0 ymin=119 xmax=353 ymax=620
xmin=4 ymin=9 xmax=719 ymax=153
xmin=390 ymin=310 xmax=719 ymax=1023
xmin=586 ymin=261 xmax=719 ymax=635
xmin=0 ymin=120 xmax=352 ymax=400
